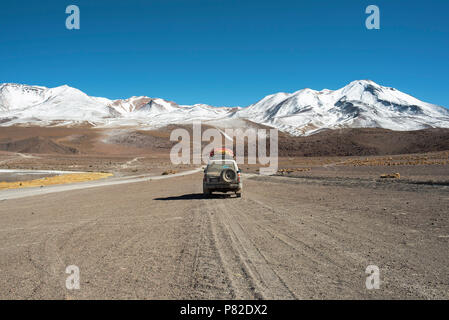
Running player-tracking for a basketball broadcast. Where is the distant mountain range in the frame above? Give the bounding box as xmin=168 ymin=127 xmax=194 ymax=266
xmin=1 ymin=80 xmax=448 ymax=136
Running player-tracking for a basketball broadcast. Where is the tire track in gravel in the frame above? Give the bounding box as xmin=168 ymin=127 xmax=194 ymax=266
xmin=211 ymin=196 xmax=344 ymax=299
xmin=204 ymin=197 xmax=297 ymax=299
xmin=230 ymin=197 xmax=367 ymax=298
xmin=206 ymin=200 xmax=260 ymax=299
xmin=170 ymin=202 xmax=234 ymax=299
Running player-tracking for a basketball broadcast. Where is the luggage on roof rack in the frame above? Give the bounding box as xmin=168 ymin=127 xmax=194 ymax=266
xmin=209 ymin=148 xmax=234 ymax=159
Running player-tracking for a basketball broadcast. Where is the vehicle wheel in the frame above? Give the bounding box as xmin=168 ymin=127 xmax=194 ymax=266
xmin=203 ymin=188 xmax=211 ymax=197
xmin=236 ymin=192 xmax=242 ymax=198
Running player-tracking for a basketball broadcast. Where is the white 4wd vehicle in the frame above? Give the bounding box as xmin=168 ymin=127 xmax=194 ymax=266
xmin=203 ymin=159 xmax=242 ymax=197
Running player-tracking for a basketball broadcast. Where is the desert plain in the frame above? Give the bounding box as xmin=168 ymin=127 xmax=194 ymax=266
xmin=0 ymin=126 xmax=448 ymax=299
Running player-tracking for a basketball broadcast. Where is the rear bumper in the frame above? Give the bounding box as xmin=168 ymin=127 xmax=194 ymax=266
xmin=204 ymin=182 xmax=242 ymax=191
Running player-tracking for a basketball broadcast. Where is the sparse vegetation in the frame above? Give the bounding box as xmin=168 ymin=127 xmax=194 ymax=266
xmin=339 ymin=152 xmax=449 ymax=167
xmin=0 ymin=172 xmax=113 ymax=190
xmin=162 ymin=169 xmax=177 ymax=175
xmin=277 ymin=168 xmax=311 ymax=175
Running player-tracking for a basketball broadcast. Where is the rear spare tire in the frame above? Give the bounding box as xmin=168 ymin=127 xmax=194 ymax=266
xmin=221 ymin=169 xmax=236 ymax=183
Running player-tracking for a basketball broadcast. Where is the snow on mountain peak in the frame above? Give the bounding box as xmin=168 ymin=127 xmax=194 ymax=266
xmin=232 ymin=80 xmax=448 ymax=135
xmin=0 ymin=81 xmax=448 ymax=135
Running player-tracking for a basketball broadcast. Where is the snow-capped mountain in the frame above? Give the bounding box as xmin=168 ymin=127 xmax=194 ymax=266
xmin=238 ymin=80 xmax=449 ymax=135
xmin=0 ymin=83 xmax=119 ymax=126
xmin=0 ymin=83 xmax=235 ymax=128
xmin=1 ymin=80 xmax=448 ymax=135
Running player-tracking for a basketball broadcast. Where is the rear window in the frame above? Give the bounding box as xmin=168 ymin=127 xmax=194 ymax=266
xmin=206 ymin=161 xmax=236 ymax=173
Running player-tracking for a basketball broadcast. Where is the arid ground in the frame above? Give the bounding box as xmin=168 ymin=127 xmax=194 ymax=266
xmin=0 ymin=126 xmax=448 ymax=299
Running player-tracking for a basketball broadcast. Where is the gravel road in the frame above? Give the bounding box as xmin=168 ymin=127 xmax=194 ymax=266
xmin=0 ymin=173 xmax=448 ymax=299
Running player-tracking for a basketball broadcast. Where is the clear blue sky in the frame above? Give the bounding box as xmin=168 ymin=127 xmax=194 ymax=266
xmin=1 ymin=0 xmax=448 ymax=107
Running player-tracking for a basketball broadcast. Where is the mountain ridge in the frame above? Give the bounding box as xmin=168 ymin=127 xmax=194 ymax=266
xmin=1 ymin=80 xmax=448 ymax=136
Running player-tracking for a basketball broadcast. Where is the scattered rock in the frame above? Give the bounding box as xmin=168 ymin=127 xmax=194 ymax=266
xmin=380 ymin=173 xmax=401 ymax=179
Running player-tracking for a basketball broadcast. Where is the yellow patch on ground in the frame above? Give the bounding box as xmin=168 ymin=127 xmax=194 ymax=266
xmin=0 ymin=172 xmax=113 ymax=190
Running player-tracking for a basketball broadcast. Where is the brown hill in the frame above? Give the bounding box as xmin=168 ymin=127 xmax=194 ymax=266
xmin=0 ymin=136 xmax=78 ymax=155
xmin=109 ymin=127 xmax=449 ymax=157
xmin=0 ymin=126 xmax=448 ymax=157
xmin=278 ymin=128 xmax=449 ymax=157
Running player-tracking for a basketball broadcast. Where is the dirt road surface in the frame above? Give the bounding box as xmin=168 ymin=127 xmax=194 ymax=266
xmin=0 ymin=173 xmax=448 ymax=299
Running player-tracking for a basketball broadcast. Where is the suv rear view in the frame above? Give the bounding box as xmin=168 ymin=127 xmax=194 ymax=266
xmin=203 ymin=159 xmax=242 ymax=197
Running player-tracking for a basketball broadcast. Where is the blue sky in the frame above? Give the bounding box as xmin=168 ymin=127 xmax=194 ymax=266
xmin=0 ymin=0 xmax=448 ymax=107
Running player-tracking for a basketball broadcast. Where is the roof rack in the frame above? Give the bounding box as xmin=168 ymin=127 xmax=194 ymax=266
xmin=210 ymin=154 xmax=235 ymax=160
